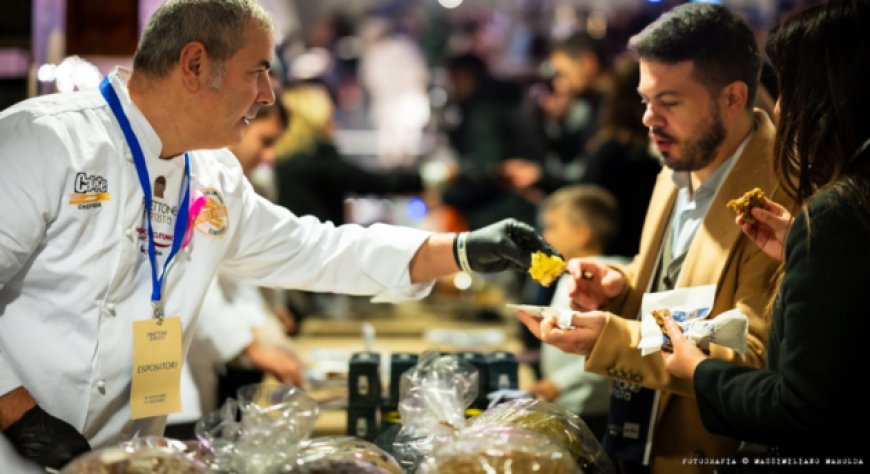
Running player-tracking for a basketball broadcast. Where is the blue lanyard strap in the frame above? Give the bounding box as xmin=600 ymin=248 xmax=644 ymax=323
xmin=100 ymin=75 xmax=191 ymax=315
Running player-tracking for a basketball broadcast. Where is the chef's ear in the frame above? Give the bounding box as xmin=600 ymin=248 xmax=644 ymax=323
xmin=178 ymin=41 xmax=207 ymax=92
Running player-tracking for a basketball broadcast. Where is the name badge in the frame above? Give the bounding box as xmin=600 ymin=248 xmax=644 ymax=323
xmin=130 ymin=317 xmax=183 ymax=419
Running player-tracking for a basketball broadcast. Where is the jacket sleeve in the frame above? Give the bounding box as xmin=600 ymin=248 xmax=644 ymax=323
xmin=584 ymin=239 xmax=776 ymax=397
xmin=0 ymin=109 xmax=67 ymax=396
xmin=220 ymin=174 xmax=434 ymax=303
xmin=0 ymin=109 xmax=66 ymax=291
xmin=693 ymin=196 xmax=870 ymax=447
xmin=0 ymin=349 xmax=23 ymax=398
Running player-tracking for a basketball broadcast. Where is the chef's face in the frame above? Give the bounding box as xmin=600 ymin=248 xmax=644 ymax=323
xmin=199 ymin=21 xmax=275 ymax=148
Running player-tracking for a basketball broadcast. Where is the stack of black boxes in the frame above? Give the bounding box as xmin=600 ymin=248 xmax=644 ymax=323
xmin=346 ymin=350 xmax=519 ymax=439
xmin=346 ymin=351 xmax=381 ymax=440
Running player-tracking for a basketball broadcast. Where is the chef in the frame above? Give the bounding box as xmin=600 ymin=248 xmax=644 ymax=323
xmin=0 ymin=0 xmax=555 ymax=468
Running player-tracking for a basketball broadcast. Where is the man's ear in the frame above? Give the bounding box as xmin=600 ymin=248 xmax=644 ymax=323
xmin=178 ymin=41 xmax=207 ymax=92
xmin=721 ymin=80 xmax=749 ymax=114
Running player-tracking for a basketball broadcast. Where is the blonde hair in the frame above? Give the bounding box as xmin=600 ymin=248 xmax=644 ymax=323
xmin=274 ymin=84 xmax=334 ymax=158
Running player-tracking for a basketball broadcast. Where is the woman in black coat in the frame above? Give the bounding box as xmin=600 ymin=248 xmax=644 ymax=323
xmin=662 ymin=0 xmax=870 ymax=460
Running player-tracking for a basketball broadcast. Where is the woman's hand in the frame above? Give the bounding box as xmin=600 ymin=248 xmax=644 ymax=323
xmin=737 ymin=199 xmax=792 ymax=262
xmin=660 ymin=316 xmax=708 ymax=380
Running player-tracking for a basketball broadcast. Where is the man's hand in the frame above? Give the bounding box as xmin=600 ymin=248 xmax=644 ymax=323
xmin=528 ymin=378 xmax=560 ymax=402
xmin=515 ymin=310 xmax=606 ymax=356
xmin=565 ymin=258 xmax=625 ymax=311
xmin=660 ymin=315 xmax=708 ymax=379
xmin=501 ymin=159 xmax=542 ymax=190
xmin=737 ymin=199 xmax=792 ymax=262
xmin=461 ymin=218 xmax=560 ymax=273
xmin=2 ymin=401 xmax=90 ymax=469
xmin=245 ymin=341 xmax=305 ymax=386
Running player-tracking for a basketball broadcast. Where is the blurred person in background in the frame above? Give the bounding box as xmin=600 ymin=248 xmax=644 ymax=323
xmin=440 ymin=53 xmax=537 ymax=229
xmin=502 ymin=32 xmax=610 ymax=196
xmin=274 ymin=82 xmax=424 ymax=226
xmin=516 ymin=4 xmax=790 ymax=472
xmin=528 ymin=185 xmax=623 ymax=439
xmin=358 ymin=16 xmax=430 ymax=167
xmin=663 ymin=0 xmax=870 ymax=460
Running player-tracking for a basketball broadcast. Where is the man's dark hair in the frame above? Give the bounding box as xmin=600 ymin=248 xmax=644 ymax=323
xmin=628 ymin=3 xmax=761 ymax=109
xmin=552 ymin=32 xmax=606 ymax=68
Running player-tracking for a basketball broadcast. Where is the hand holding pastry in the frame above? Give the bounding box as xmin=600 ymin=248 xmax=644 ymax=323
xmin=660 ymin=315 xmax=708 ymax=380
xmin=730 ymin=191 xmax=792 ymax=262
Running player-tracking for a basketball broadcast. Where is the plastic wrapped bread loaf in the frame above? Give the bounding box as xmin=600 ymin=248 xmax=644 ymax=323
xmin=279 ymin=436 xmax=402 ymax=474
xmin=417 ymin=427 xmax=576 ymax=474
xmin=467 ymin=398 xmax=612 ymax=472
xmin=60 ymin=445 xmax=206 ymax=474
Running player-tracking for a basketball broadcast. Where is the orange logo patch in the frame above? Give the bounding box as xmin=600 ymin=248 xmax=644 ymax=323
xmin=194 ymin=188 xmax=228 ymax=238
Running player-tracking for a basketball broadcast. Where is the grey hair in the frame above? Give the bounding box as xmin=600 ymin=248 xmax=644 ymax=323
xmin=133 ymin=0 xmax=273 ymax=81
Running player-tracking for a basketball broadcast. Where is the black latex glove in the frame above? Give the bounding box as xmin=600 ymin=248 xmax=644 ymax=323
xmin=3 ymin=405 xmax=91 ymax=469
xmin=456 ymin=218 xmax=561 ymax=273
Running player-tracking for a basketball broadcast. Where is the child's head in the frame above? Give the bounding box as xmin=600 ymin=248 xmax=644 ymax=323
xmin=541 ymin=185 xmax=619 ymax=259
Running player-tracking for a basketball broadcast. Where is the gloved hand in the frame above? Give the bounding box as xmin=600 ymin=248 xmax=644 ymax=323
xmin=3 ymin=405 xmax=91 ymax=469
xmin=454 ymin=218 xmax=561 ymax=273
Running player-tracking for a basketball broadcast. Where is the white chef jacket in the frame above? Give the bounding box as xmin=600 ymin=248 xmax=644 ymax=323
xmin=0 ymin=67 xmax=433 ymax=447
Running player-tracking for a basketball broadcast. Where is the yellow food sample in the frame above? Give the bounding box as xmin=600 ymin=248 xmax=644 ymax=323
xmin=528 ymin=252 xmax=566 ymax=287
xmin=727 ymin=187 xmax=766 ymax=224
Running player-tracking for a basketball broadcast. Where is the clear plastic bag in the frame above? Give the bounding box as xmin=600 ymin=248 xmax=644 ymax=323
xmin=468 ymin=398 xmax=614 ymax=474
xmin=276 ymin=436 xmax=403 ymax=474
xmin=417 ymin=426 xmax=577 ymax=474
xmin=195 ymin=397 xmax=244 ymax=473
xmin=391 ymin=351 xmax=479 ymax=471
xmin=195 ymin=383 xmax=319 ymax=473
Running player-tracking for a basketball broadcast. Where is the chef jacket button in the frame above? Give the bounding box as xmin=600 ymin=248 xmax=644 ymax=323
xmin=105 ymin=303 xmax=116 ymax=314
xmin=96 ymin=380 xmax=106 ymax=394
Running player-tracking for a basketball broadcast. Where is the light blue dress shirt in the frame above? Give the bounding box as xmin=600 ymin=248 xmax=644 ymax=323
xmin=668 ymin=133 xmax=753 ymax=260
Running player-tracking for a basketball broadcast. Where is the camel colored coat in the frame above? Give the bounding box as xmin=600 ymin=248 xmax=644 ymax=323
xmin=585 ymin=110 xmax=788 ymax=473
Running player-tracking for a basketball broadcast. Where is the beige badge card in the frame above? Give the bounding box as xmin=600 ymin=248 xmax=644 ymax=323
xmin=130 ymin=316 xmax=183 ymax=419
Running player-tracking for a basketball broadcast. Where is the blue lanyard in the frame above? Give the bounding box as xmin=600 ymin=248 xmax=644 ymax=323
xmin=100 ymin=76 xmax=191 ymax=318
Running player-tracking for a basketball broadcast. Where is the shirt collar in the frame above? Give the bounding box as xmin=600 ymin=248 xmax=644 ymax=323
xmin=671 ymin=129 xmax=754 ymax=197
xmin=107 ymin=67 xmax=165 ymax=163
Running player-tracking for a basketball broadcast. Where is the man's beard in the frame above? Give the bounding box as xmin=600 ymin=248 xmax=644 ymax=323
xmin=653 ymin=106 xmax=726 ymax=172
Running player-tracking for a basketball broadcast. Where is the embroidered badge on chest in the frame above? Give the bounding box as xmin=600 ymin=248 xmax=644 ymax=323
xmin=68 ymin=171 xmax=110 ymax=210
xmin=193 ymin=187 xmax=228 ymax=238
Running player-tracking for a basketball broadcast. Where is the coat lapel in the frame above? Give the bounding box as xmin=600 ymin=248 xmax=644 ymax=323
xmin=676 ymin=111 xmax=777 ymax=289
